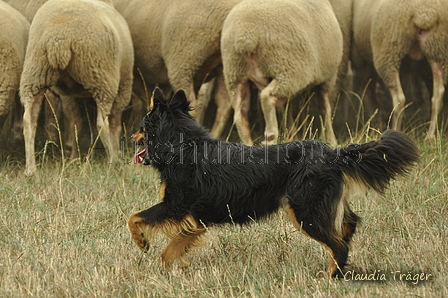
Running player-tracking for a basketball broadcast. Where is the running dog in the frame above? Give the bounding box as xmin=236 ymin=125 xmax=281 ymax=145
xmin=129 ymin=87 xmax=419 ymax=277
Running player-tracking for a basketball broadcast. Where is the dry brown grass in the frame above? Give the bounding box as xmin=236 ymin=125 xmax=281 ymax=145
xmin=0 ymin=128 xmax=446 ymax=297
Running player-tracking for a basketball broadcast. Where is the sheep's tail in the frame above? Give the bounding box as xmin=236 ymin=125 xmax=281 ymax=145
xmin=412 ymin=7 xmax=438 ymax=32
xmin=232 ymin=31 xmax=259 ymax=55
xmin=46 ymin=36 xmax=72 ymax=70
xmin=336 ymin=130 xmax=420 ymax=194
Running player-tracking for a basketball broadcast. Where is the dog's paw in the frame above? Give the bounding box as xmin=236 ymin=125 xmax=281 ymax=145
xmin=128 ymin=213 xmax=150 ymax=252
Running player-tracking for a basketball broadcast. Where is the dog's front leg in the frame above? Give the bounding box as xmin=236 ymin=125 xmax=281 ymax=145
xmin=129 ymin=204 xmax=207 ymax=266
xmin=128 ymin=202 xmax=170 ymax=252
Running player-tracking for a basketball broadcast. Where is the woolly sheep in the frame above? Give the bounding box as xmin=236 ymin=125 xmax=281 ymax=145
xmin=199 ymin=0 xmax=353 ymax=140
xmin=20 ymin=0 xmax=134 ymax=175
xmin=328 ymin=0 xmax=353 ymax=127
xmin=3 ymin=0 xmax=48 ymax=22
xmin=108 ymin=0 xmax=242 ymax=117
xmin=4 ymin=0 xmax=62 ymax=145
xmin=329 ymin=0 xmax=353 ymax=93
xmin=0 ymin=2 xmax=29 ymax=133
xmin=221 ymin=0 xmax=343 ymax=145
xmin=352 ymin=0 xmax=448 ymax=139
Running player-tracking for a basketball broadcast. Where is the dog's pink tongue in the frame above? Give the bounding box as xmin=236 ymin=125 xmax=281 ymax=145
xmin=135 ymin=149 xmax=146 ymax=164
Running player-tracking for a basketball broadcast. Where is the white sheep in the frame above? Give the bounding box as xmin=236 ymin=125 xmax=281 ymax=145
xmin=329 ymin=0 xmax=353 ymax=94
xmin=108 ymin=0 xmax=243 ymax=116
xmin=3 ymin=0 xmax=49 ymax=22
xmin=328 ymin=0 xmax=354 ymax=129
xmin=352 ymin=0 xmax=448 ymax=139
xmin=221 ymin=0 xmax=343 ymax=145
xmin=20 ymin=0 xmax=134 ymax=175
xmin=0 ymin=2 xmax=29 ymax=136
xmin=198 ymin=0 xmax=353 ymax=141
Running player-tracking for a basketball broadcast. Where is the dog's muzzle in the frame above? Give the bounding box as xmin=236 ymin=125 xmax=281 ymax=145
xmin=131 ymin=132 xmax=146 ymax=146
xmin=135 ymin=149 xmax=150 ymax=165
xmin=132 ymin=132 xmax=150 ymax=165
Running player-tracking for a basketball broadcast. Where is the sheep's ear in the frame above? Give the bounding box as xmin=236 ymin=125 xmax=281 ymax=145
xmin=148 ymin=87 xmax=165 ymax=114
xmin=168 ymin=90 xmax=191 ymax=112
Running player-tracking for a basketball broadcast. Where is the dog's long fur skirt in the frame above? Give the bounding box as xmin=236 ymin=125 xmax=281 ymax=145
xmin=129 ymin=88 xmax=419 ymax=277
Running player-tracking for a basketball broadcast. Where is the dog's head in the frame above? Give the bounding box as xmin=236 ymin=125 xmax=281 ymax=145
xmin=131 ymin=120 xmax=150 ymax=165
xmin=131 ymin=87 xmax=192 ymax=165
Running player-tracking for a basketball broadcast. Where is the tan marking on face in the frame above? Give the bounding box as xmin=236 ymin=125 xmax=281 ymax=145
xmin=131 ymin=131 xmax=145 ymax=143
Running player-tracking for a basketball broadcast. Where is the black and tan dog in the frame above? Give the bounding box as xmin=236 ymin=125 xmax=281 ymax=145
xmin=129 ymin=87 xmax=419 ymax=278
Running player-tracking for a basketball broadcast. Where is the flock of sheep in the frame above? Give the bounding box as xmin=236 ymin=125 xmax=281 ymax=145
xmin=0 ymin=0 xmax=447 ymax=175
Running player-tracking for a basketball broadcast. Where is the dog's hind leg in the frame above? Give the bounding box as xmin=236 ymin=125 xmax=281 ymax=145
xmin=285 ymin=203 xmax=350 ymax=278
xmin=342 ymin=203 xmax=361 ymax=245
xmin=162 ymin=226 xmax=207 ymax=267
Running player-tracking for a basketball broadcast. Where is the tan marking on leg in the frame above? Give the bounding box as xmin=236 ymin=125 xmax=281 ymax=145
xmin=284 ymin=204 xmax=339 ymax=277
xmin=342 ymin=223 xmax=352 ymax=239
xmin=129 ymin=211 xmax=207 ymax=265
xmin=334 ymin=197 xmax=345 ymax=239
xmin=161 ymin=230 xmax=207 ymax=267
xmin=160 ymin=214 xmax=207 ymax=266
xmin=128 ymin=211 xmax=151 ymax=252
xmin=128 ymin=211 xmax=201 ymax=251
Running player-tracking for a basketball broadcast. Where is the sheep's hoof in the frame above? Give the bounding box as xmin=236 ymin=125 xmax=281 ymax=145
xmin=24 ymin=166 xmax=37 ymax=177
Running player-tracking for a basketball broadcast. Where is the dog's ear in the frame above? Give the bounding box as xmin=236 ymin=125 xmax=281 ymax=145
xmin=168 ymin=90 xmax=191 ymax=112
xmin=148 ymin=87 xmax=166 ymax=114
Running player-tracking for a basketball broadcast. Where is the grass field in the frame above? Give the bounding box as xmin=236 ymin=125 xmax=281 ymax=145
xmin=0 ymin=127 xmax=446 ymax=297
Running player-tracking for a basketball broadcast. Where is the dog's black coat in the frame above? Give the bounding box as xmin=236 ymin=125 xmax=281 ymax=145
xmin=129 ymin=87 xmax=419 ymax=277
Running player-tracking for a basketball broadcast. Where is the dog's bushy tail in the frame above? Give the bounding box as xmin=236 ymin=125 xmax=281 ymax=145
xmin=337 ymin=130 xmax=420 ymax=194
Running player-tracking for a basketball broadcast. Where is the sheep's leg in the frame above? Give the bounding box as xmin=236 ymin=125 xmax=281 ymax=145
xmin=23 ymin=89 xmax=46 ymax=175
xmin=44 ymin=91 xmax=61 ymax=143
xmin=12 ymin=95 xmax=24 ymax=143
xmin=260 ymin=80 xmax=280 ymax=145
xmin=318 ymin=88 xmax=338 ymax=146
xmin=186 ymin=82 xmax=198 ymax=118
xmin=60 ymin=95 xmax=82 ymax=160
xmin=426 ymin=59 xmax=444 ymax=140
xmin=96 ymin=107 xmax=116 ymax=164
xmin=195 ymin=78 xmax=215 ymax=126
xmin=210 ymin=73 xmax=232 ymax=139
xmin=108 ymin=111 xmax=123 ymax=160
xmin=352 ymin=65 xmax=382 ymax=126
xmin=127 ymin=93 xmax=146 ymax=134
xmin=233 ymin=80 xmax=252 ymax=145
xmin=388 ymin=70 xmax=406 ymax=131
